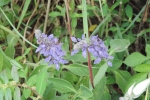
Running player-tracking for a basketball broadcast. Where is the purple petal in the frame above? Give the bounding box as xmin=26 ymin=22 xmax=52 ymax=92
xmin=55 ymin=64 xmax=60 ymax=70
xmin=45 ymin=56 xmax=52 ymax=62
xmin=82 ymin=48 xmax=87 ymax=58
xmin=71 ymin=49 xmax=79 ymax=56
xmin=94 ymin=57 xmax=101 ymax=64
xmin=35 ymin=47 xmax=41 ymax=53
xmin=82 ymin=34 xmax=85 ymax=39
xmin=107 ymin=61 xmax=112 ymax=67
xmin=77 ymin=38 xmax=81 ymax=41
xmin=71 ymin=37 xmax=77 ymax=42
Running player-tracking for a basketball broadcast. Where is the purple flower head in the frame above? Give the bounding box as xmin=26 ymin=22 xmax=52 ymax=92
xmin=35 ymin=30 xmax=68 ymax=70
xmin=71 ymin=34 xmax=113 ymax=67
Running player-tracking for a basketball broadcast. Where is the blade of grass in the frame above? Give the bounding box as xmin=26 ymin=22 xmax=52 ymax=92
xmin=17 ymin=0 xmax=31 ymax=29
xmin=0 ymin=7 xmax=37 ymax=48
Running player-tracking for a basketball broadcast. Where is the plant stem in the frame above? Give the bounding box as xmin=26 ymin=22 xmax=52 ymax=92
xmin=87 ymin=51 xmax=94 ymax=88
xmin=82 ymin=0 xmax=89 ymax=39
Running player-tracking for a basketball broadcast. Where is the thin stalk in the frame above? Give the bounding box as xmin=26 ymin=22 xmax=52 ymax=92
xmin=87 ymin=51 xmax=94 ymax=88
xmin=64 ymin=0 xmax=72 ymax=51
xmin=43 ymin=0 xmax=51 ymax=33
xmin=82 ymin=0 xmax=89 ymax=39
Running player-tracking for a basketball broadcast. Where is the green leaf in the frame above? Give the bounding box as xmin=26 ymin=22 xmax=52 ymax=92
xmin=0 ymin=49 xmax=3 ymax=72
xmin=93 ymin=77 xmax=110 ymax=100
xmin=29 ymin=65 xmax=47 ymax=78
xmin=107 ymin=59 xmax=122 ymax=72
xmin=110 ymin=39 xmax=130 ymax=52
xmin=76 ymin=85 xmax=93 ymax=99
xmin=5 ymin=88 xmax=12 ymax=100
xmin=14 ymin=87 xmax=21 ymax=100
xmin=0 ymin=70 xmax=9 ymax=84
xmin=62 ymin=63 xmax=98 ymax=76
xmin=17 ymin=0 xmax=31 ymax=29
xmin=71 ymin=18 xmax=77 ymax=28
xmin=0 ymin=0 xmax=10 ymax=6
xmin=26 ymin=75 xmax=37 ymax=86
xmin=11 ymin=65 xmax=19 ymax=82
xmin=36 ymin=68 xmax=48 ymax=96
xmin=106 ymin=76 xmax=115 ymax=84
xmin=0 ymin=89 xmax=3 ymax=100
xmin=125 ymin=4 xmax=133 ymax=19
xmin=134 ymin=64 xmax=150 ymax=72
xmin=145 ymin=44 xmax=150 ymax=57
xmin=4 ymin=45 xmax=15 ymax=58
xmin=23 ymin=89 xmax=31 ymax=99
xmin=125 ymin=73 xmax=147 ymax=93
xmin=43 ymin=83 xmax=56 ymax=100
xmin=49 ymin=12 xmax=62 ymax=17
xmin=10 ymin=60 xmax=23 ymax=69
xmin=93 ymin=63 xmax=108 ymax=88
xmin=124 ymin=52 xmax=149 ymax=67
xmin=48 ymin=78 xmax=76 ymax=93
xmin=114 ymin=70 xmax=131 ymax=93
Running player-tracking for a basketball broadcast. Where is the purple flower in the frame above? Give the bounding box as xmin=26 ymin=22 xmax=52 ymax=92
xmin=35 ymin=30 xmax=68 ymax=70
xmin=71 ymin=34 xmax=113 ymax=67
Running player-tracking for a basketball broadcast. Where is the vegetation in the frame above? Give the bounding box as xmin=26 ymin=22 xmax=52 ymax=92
xmin=0 ymin=0 xmax=150 ymax=100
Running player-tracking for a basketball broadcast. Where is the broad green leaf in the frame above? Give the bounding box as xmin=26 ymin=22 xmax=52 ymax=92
xmin=11 ymin=65 xmax=19 ymax=82
xmin=5 ymin=33 xmax=18 ymax=58
xmin=10 ymin=60 xmax=23 ymax=69
xmin=61 ymin=71 xmax=78 ymax=84
xmin=48 ymin=78 xmax=76 ymax=93
xmin=0 ymin=89 xmax=3 ymax=100
xmin=0 ymin=0 xmax=10 ymax=6
xmin=0 ymin=49 xmax=3 ymax=72
xmin=36 ymin=68 xmax=48 ymax=96
xmin=0 ymin=70 xmax=9 ymax=84
xmin=93 ymin=63 xmax=108 ymax=88
xmin=76 ymin=85 xmax=93 ymax=99
xmin=134 ymin=64 xmax=150 ymax=72
xmin=110 ymin=39 xmax=130 ymax=52
xmin=107 ymin=59 xmax=122 ymax=72
xmin=124 ymin=52 xmax=149 ymax=67
xmin=125 ymin=73 xmax=147 ymax=93
xmin=49 ymin=12 xmax=62 ymax=17
xmin=106 ymin=76 xmax=116 ymax=84
xmin=23 ymin=89 xmax=31 ymax=99
xmin=145 ymin=44 xmax=150 ymax=57
xmin=125 ymin=4 xmax=133 ymax=19
xmin=93 ymin=77 xmax=110 ymax=100
xmin=26 ymin=75 xmax=37 ymax=86
xmin=6 ymin=34 xmax=18 ymax=46
xmin=43 ymin=83 xmax=56 ymax=100
xmin=71 ymin=18 xmax=77 ymax=28
xmin=14 ymin=87 xmax=21 ymax=100
xmin=29 ymin=65 xmax=47 ymax=78
xmin=62 ymin=64 xmax=98 ymax=76
xmin=4 ymin=45 xmax=15 ymax=59
xmin=114 ymin=70 xmax=131 ymax=93
xmin=17 ymin=0 xmax=31 ymax=29
xmin=5 ymin=88 xmax=12 ymax=100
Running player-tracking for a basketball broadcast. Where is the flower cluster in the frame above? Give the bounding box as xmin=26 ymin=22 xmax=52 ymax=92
xmin=35 ymin=30 xmax=68 ymax=70
xmin=71 ymin=34 xmax=113 ymax=66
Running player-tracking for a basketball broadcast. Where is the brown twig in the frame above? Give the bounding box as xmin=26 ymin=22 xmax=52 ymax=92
xmin=64 ymin=0 xmax=72 ymax=51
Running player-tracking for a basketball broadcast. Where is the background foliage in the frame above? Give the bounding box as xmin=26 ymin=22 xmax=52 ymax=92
xmin=0 ymin=0 xmax=150 ymax=100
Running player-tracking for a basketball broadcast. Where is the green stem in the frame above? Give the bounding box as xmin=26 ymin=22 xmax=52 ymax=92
xmin=82 ymin=0 xmax=89 ymax=39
